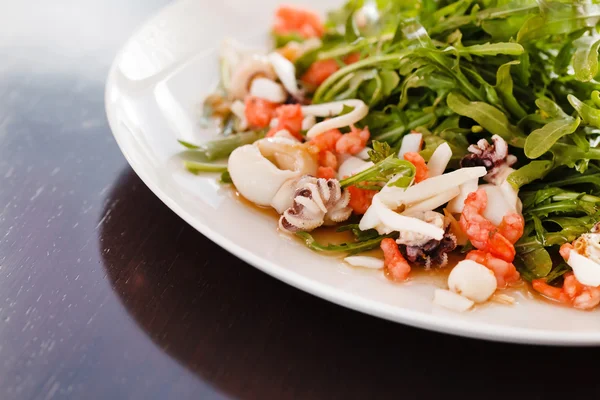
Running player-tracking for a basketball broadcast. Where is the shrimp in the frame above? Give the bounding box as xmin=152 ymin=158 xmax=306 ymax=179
xmin=498 ymin=213 xmax=525 ymax=244
xmin=343 ymin=52 xmax=361 ymax=65
xmin=403 ymin=152 xmax=428 ymax=183
xmin=317 ymin=166 xmax=336 ymax=179
xmin=347 ymin=185 xmax=377 ymax=214
xmin=267 ymin=104 xmax=304 ymax=140
xmin=273 ymin=5 xmax=324 ymax=39
xmin=245 ymin=96 xmax=279 ymax=128
xmin=301 ymin=59 xmax=340 ymax=88
xmin=459 ymin=189 xmax=516 ymax=262
xmin=560 ymin=243 xmax=574 ymax=260
xmin=465 ymin=250 xmax=520 ymax=288
xmin=318 ymin=150 xmax=338 ymax=170
xmin=532 ymin=273 xmax=600 ymax=310
xmin=309 ymin=129 xmax=343 ymax=152
xmin=335 ymin=125 xmax=370 ymax=155
xmin=381 ymin=238 xmax=411 ymax=281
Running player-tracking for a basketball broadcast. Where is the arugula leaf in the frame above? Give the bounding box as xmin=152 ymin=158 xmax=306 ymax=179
xmin=339 ymin=156 xmax=415 ymax=188
xmin=572 ymin=35 xmax=600 ymax=82
xmin=336 ymin=224 xmax=380 ymax=241
xmin=220 ymin=170 xmax=232 ymax=184
xmin=344 ymin=11 xmax=360 ymax=42
xmin=508 ymin=160 xmax=555 ymax=189
xmin=524 ymin=117 xmax=581 ymax=159
xmin=368 ymin=140 xmax=393 ymax=163
xmin=516 ymin=244 xmax=554 ymax=279
xmin=178 ymin=140 xmax=200 ymax=149
xmin=517 ymin=2 xmax=600 ymax=43
xmin=535 ymin=97 xmax=570 ymax=119
xmin=568 ymin=94 xmax=600 ymax=128
xmin=458 ymin=42 xmax=524 ymax=57
xmin=495 ymin=61 xmax=527 ymax=119
xmin=296 ymin=231 xmax=397 ymax=255
xmin=446 ymin=92 xmax=526 ymax=147
xmin=184 ymin=161 xmax=228 ymax=174
xmin=179 ymin=130 xmax=264 ymax=161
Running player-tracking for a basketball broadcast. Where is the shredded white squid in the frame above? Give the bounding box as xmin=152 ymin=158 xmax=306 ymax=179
xmin=301 ymin=99 xmax=369 ymax=138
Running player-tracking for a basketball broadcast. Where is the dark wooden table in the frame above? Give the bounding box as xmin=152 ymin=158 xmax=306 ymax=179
xmin=1 ymin=1 xmax=600 ymax=399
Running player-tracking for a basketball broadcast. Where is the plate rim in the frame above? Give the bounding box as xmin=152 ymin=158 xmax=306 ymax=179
xmin=104 ymin=0 xmax=600 ymax=346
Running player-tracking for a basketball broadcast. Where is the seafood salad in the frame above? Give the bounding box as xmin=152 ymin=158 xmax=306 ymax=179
xmin=181 ymin=0 xmax=600 ymax=312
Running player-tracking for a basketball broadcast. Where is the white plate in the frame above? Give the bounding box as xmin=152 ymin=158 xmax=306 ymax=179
xmin=105 ymin=0 xmax=600 ymax=345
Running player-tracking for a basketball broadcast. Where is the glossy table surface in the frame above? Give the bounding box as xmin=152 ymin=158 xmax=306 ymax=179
xmin=1 ymin=1 xmax=600 ymax=399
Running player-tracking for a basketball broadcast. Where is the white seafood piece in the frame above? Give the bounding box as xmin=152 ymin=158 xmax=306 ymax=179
xmin=499 ymin=174 xmax=522 ymax=213
xmin=397 ymin=210 xmax=446 ymax=247
xmin=229 ymin=55 xmax=276 ymax=100
xmin=402 ymin=187 xmax=460 ymax=214
xmin=302 ymin=100 xmax=369 ymax=139
xmin=337 ymin=156 xmax=373 ymax=180
xmin=270 ymin=129 xmax=300 ymax=143
xmin=448 ymin=260 xmax=497 ymax=303
xmin=378 ymin=167 xmax=487 ymax=209
xmin=301 ymin=115 xmax=317 ymax=131
xmin=568 ymin=250 xmax=600 ymax=287
xmin=228 ymin=145 xmax=300 ymax=206
xmin=575 ymin=233 xmax=600 ymax=264
xmin=256 ymin=138 xmax=318 ymax=176
xmin=267 ymin=52 xmax=301 ymax=98
xmin=446 ymin=178 xmax=478 ymax=214
xmin=271 ymin=178 xmax=299 ymax=214
xmin=355 ymin=147 xmax=371 ymax=160
xmin=279 ymin=176 xmax=352 ymax=232
xmin=427 ymin=143 xmax=452 ymax=177
xmin=344 ymin=256 xmax=384 ymax=269
xmin=433 ymin=289 xmax=474 ymax=312
xmin=229 ymin=100 xmax=248 ymax=131
xmin=398 ymin=133 xmax=422 ymax=158
xmin=362 ymin=196 xmax=445 ymax=240
xmin=478 ymin=184 xmax=514 ymax=227
xmin=250 ymin=77 xmax=287 ymax=103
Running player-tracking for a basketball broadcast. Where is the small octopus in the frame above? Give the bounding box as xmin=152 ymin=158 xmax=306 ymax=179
xmin=279 ymin=176 xmax=352 ymax=232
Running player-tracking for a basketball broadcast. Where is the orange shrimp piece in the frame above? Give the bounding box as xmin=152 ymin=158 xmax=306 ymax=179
xmin=403 ymin=152 xmax=429 ymax=183
xmin=498 ymin=213 xmax=525 ymax=244
xmin=270 ymin=104 xmax=304 ymax=140
xmin=245 ymin=96 xmax=278 ymax=128
xmin=343 ymin=52 xmax=361 ymax=65
xmin=336 ymin=125 xmax=370 ymax=155
xmin=317 ymin=166 xmax=337 ymax=179
xmin=301 ymin=59 xmax=340 ymax=88
xmin=533 ymin=273 xmax=600 ymax=310
xmin=560 ymin=243 xmax=574 ymax=260
xmin=273 ymin=5 xmax=325 ymax=39
xmin=318 ymin=150 xmax=338 ymax=170
xmin=465 ymin=250 xmax=520 ymax=288
xmin=532 ymin=279 xmax=572 ymax=304
xmin=460 ymin=189 xmax=517 ymax=262
xmin=347 ymin=185 xmax=377 ymax=215
xmin=309 ymin=129 xmax=343 ymax=152
xmin=381 ymin=238 xmax=411 ymax=281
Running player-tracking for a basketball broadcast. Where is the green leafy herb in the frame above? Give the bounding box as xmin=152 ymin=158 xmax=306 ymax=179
xmin=184 ymin=161 xmax=228 ymax=174
xmin=339 ymin=156 xmax=415 ymax=189
xmin=572 ymin=35 xmax=600 ymax=82
xmin=296 ymin=231 xmax=397 ymax=255
xmin=446 ymin=92 xmax=526 ymax=147
xmin=568 ymin=94 xmax=600 ymax=128
xmin=524 ymin=117 xmax=580 ymax=159
xmin=368 ymin=140 xmax=393 ymax=163
xmin=220 ymin=170 xmax=232 ymax=184
xmin=178 ymin=130 xmax=264 ymax=161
